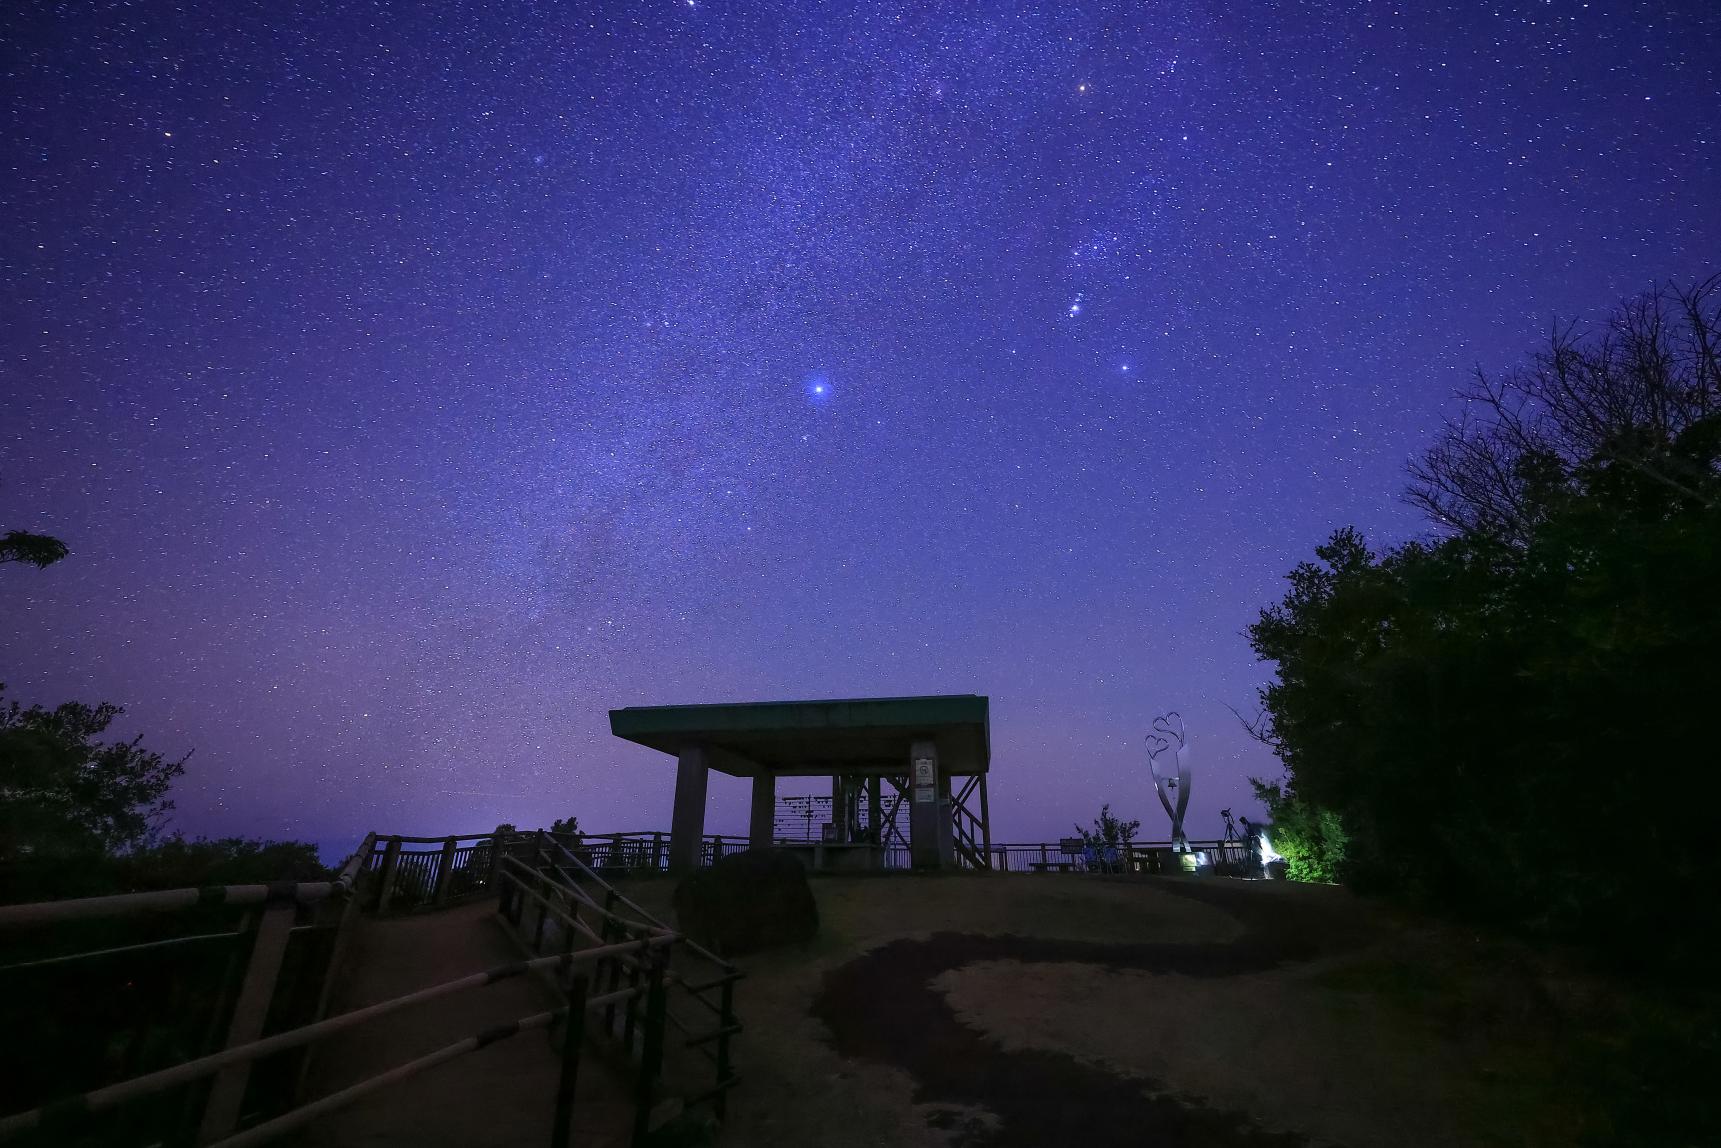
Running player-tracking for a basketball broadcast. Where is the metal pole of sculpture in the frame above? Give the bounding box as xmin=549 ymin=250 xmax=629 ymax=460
xmin=1146 ymin=712 xmax=1192 ymax=853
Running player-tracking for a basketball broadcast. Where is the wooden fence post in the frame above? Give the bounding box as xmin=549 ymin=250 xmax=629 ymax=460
xmin=485 ymin=831 xmax=506 ymax=892
xmin=559 ymin=899 xmax=580 ymax=991
xmin=293 ymin=834 xmax=376 ymax=1101
xmin=601 ymin=892 xmax=621 ymax=1036
xmin=432 ymin=836 xmax=457 ymax=906
xmin=623 ymin=933 xmax=643 ymax=1049
xmin=714 ymin=976 xmax=735 ymax=1120
xmin=532 ymin=874 xmax=551 ymax=954
xmin=653 ymin=832 xmax=664 ymax=873
xmin=551 ymin=974 xmax=590 ymax=1148
xmin=374 ymin=837 xmax=403 ymax=914
xmin=631 ymin=951 xmax=670 ymax=1147
xmin=197 ymin=893 xmax=297 ymax=1143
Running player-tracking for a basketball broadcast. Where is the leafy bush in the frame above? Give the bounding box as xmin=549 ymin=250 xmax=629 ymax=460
xmin=1075 ymin=803 xmax=1140 ymax=848
xmin=1248 ymin=281 xmax=1721 ymax=971
xmin=1249 ymin=779 xmax=1347 ymax=883
xmin=115 ymin=836 xmax=329 ymax=888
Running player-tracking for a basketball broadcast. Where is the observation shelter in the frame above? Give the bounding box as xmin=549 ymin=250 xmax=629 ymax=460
xmin=607 ymin=694 xmax=993 ymax=873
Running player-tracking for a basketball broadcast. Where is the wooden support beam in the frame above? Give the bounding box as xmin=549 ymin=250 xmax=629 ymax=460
xmin=374 ymin=837 xmax=402 ymax=914
xmin=198 ymin=898 xmax=296 ymax=1143
xmin=432 ymin=836 xmax=457 ymax=906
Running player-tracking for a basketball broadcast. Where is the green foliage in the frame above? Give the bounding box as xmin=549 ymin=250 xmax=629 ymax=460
xmin=1075 ymin=802 xmax=1140 ymax=849
xmin=0 ymin=530 xmax=68 ymax=568
xmin=1248 ymin=281 xmax=1721 ymax=971
xmin=1248 ymin=778 xmax=1347 ymax=883
xmin=0 ymin=686 xmax=329 ymax=902
xmin=0 ymin=685 xmax=186 ymax=862
xmin=549 ymin=814 xmax=581 ymax=838
xmin=115 ymin=836 xmax=330 ymax=888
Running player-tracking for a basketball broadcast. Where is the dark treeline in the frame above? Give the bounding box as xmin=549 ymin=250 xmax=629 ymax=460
xmin=1 ymin=685 xmax=331 ymax=903
xmin=1248 ymin=278 xmax=1719 ymax=975
xmin=1 ymin=522 xmax=331 ymax=903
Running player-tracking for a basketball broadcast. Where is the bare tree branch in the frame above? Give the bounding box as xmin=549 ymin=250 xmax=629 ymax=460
xmin=1407 ymin=278 xmax=1721 ymax=541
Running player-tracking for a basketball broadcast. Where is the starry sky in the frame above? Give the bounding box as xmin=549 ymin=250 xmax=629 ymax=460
xmin=2 ymin=1 xmax=1716 ymax=856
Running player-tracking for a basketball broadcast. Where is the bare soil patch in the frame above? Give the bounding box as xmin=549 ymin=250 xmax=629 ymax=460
xmin=621 ymin=872 xmax=1601 ymax=1148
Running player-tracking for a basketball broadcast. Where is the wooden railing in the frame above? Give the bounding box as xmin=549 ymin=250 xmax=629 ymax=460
xmin=505 ymin=831 xmax=744 ymax=1120
xmin=0 ymin=838 xmax=377 ymax=1146
xmin=0 ymin=833 xmax=688 ymax=1148
xmin=1 ymin=822 xmax=1257 ymax=1145
xmin=357 ymin=828 xmax=744 ymax=1125
xmin=0 ymin=928 xmax=664 ymax=1147
xmin=359 ymin=830 xmax=755 ymax=903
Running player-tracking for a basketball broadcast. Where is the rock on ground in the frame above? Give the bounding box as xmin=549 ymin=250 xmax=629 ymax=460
xmin=672 ymin=848 xmax=818 ymax=957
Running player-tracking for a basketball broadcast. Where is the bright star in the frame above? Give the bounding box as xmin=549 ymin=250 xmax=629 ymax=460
xmin=1067 ymin=294 xmax=1083 ymax=318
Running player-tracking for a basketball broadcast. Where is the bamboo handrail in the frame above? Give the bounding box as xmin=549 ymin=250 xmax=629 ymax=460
xmin=0 ymin=939 xmax=663 ymax=1139
xmin=500 ymin=864 xmax=647 ymax=948
xmin=203 ymin=1002 xmax=585 ymax=1148
xmin=539 ymin=835 xmax=736 ymax=974
xmin=499 ymin=855 xmax=671 ymax=936
xmin=333 ymin=832 xmax=377 ymax=885
xmin=0 ymin=881 xmax=338 ymax=927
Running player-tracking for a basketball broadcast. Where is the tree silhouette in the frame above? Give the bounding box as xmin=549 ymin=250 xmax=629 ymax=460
xmin=1250 ymin=279 xmax=1720 ymax=971
xmin=0 ymin=530 xmax=67 ymax=568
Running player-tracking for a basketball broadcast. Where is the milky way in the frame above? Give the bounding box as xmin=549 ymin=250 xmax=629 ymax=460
xmin=3 ymin=1 xmax=1716 ymax=852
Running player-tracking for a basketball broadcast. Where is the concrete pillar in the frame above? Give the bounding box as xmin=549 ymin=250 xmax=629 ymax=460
xmin=749 ymin=771 xmax=775 ymax=850
xmin=670 ymin=744 xmax=710 ymax=873
xmin=908 ymin=739 xmax=943 ymax=869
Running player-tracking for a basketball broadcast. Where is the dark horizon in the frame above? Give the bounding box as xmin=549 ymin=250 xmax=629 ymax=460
xmin=3 ymin=1 xmax=1716 ymax=852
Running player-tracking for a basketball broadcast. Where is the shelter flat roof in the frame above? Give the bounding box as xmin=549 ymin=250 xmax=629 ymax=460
xmin=607 ymin=694 xmax=990 ymax=777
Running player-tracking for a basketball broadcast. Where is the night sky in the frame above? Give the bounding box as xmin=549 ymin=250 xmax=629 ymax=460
xmin=3 ymin=2 xmax=1716 ymax=855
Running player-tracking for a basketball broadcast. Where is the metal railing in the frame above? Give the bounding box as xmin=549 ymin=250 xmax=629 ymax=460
xmin=450 ymin=831 xmax=1254 ymax=878
xmin=980 ymin=839 xmax=1256 ymax=873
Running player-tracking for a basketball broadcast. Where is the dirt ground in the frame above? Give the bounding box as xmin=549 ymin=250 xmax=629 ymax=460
xmin=617 ymin=872 xmax=1611 ymax=1148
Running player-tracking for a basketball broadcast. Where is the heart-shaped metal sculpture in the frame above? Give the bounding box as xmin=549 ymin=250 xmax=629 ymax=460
xmin=1145 ymin=712 xmax=1191 ymax=852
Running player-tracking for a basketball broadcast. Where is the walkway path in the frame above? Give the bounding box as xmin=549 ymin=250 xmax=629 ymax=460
xmin=297 ymin=900 xmax=634 ymax=1147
